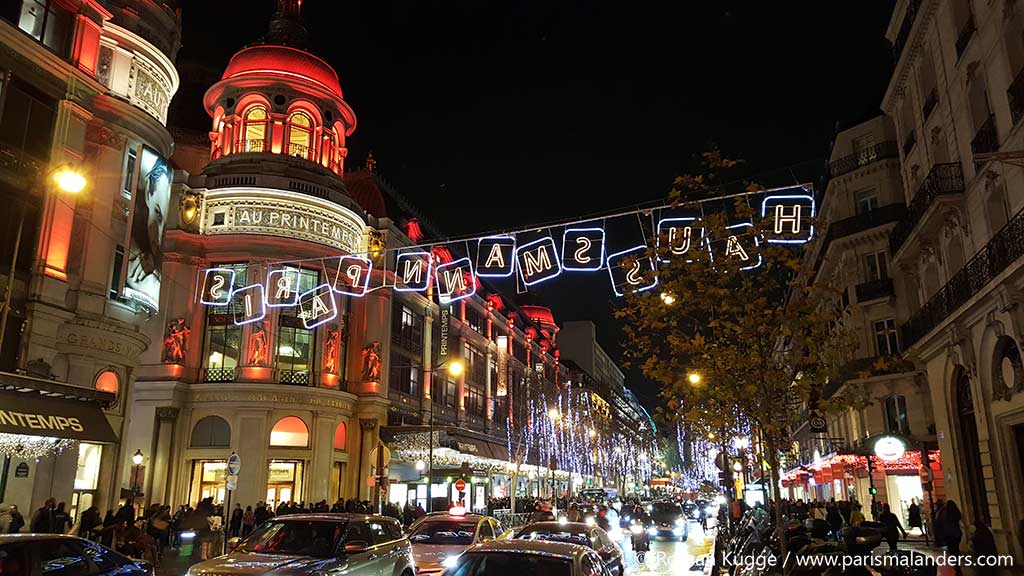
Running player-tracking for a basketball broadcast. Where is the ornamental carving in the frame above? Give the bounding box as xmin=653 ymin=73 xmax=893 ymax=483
xmin=359 ymin=418 xmax=378 ymax=431
xmin=361 ymin=341 xmax=382 ymax=381
xmin=248 ymin=321 xmax=270 ymax=366
xmin=162 ymin=318 xmax=191 ymax=363
xmin=85 ymin=124 xmax=127 ymax=149
xmin=156 ymin=406 xmax=180 ymax=421
xmin=323 ymin=326 xmax=340 ymax=374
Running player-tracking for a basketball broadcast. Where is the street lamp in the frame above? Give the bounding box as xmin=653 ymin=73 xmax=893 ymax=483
xmin=130 ymin=450 xmax=144 ymax=507
xmin=422 ymin=357 xmax=464 ymax=512
xmin=687 ymin=372 xmax=702 ymax=385
xmin=659 ymin=291 xmax=676 ymax=305
xmin=415 ymin=459 xmax=426 ymax=472
xmin=0 ymin=165 xmax=87 ymax=362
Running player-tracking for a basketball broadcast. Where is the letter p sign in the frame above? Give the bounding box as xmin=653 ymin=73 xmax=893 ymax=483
xmin=325 ymin=255 xmax=373 ymax=296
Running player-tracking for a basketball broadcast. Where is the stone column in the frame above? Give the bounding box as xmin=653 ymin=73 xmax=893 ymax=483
xmin=347 ymin=288 xmax=392 ymax=396
xmin=149 ymin=407 xmax=180 ymax=506
xmin=308 ymin=413 xmax=336 ymax=502
xmin=359 ymin=418 xmax=379 ymax=500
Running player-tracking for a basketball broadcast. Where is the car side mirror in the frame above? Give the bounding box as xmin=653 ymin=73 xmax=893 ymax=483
xmin=227 ymin=537 xmax=242 ymax=551
xmin=343 ymin=540 xmax=370 ymax=554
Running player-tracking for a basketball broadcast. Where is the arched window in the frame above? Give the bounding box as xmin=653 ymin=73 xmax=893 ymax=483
xmin=270 ymin=416 xmax=309 ymax=447
xmin=242 ymin=106 xmax=269 ymax=152
xmin=94 ymin=370 xmax=119 ymax=395
xmin=333 ymin=421 xmax=347 ymax=450
xmin=286 ymin=111 xmax=313 ymax=160
xmin=191 ymin=416 xmax=231 ymax=448
xmin=954 ymin=369 xmax=990 ymax=521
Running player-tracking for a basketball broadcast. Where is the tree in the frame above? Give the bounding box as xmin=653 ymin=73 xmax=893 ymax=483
xmin=616 ymin=151 xmax=855 ymax=565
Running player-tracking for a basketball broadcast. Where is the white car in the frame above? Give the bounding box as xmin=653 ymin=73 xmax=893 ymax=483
xmin=442 ymin=539 xmax=615 ymax=576
xmin=407 ymin=509 xmax=504 ymax=575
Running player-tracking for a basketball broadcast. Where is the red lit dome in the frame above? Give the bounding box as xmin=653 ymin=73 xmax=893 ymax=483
xmin=221 ymin=45 xmax=343 ymax=98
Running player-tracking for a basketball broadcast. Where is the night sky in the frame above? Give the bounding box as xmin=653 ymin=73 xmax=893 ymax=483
xmin=173 ymin=0 xmax=896 ymax=410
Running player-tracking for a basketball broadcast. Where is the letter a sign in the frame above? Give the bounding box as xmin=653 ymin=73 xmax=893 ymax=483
xmin=394 ymin=251 xmax=432 ymax=292
xmin=516 ymin=237 xmax=562 ymax=286
xmin=476 ymin=236 xmax=516 ymax=277
xmin=762 ymin=194 xmax=815 ymax=244
xmin=299 ymin=284 xmax=338 ymax=329
xmin=435 ymin=257 xmax=476 ymax=303
xmin=607 ymin=246 xmax=658 ymax=296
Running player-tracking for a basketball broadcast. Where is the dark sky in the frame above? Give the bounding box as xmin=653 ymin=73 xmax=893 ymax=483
xmin=173 ymin=0 xmax=896 ymax=409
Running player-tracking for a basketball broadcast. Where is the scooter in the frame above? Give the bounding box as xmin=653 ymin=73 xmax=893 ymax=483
xmin=629 ymin=517 xmax=651 ymax=565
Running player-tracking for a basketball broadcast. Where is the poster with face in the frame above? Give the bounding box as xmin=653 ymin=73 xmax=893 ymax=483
xmin=123 ymin=147 xmax=171 ymax=310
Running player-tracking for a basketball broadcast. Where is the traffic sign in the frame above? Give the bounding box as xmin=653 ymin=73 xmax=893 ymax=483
xmin=226 ymin=474 xmax=238 ymax=491
xmin=454 ymin=479 xmax=466 ymax=492
xmin=227 ymin=453 xmax=242 ymax=475
xmin=369 ymin=445 xmax=391 ymax=467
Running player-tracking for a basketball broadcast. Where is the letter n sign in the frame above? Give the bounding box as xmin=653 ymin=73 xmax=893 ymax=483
xmin=200 ymin=268 xmax=235 ymax=305
xmin=435 ymin=257 xmax=476 ymax=303
xmin=325 ymin=255 xmax=373 ymax=296
xmin=394 ymin=252 xmax=432 ymax=292
xmin=762 ymin=194 xmax=815 ymax=244
xmin=562 ymin=228 xmax=605 ymax=271
xmin=516 ymin=237 xmax=561 ymax=286
xmin=299 ymin=284 xmax=337 ymax=329
xmin=476 ymin=236 xmax=515 ymax=277
xmin=265 ymin=268 xmax=300 ymax=307
xmin=607 ymin=246 xmax=658 ymax=296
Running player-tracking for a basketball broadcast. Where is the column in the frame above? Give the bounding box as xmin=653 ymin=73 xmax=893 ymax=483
xmin=422 ymin=308 xmax=434 ymax=422
xmin=149 ymin=407 xmax=179 ymax=506
xmin=359 ymin=418 xmax=379 ymax=500
xmin=308 ymin=413 xmax=336 ymax=502
xmin=347 ymin=288 xmax=392 ymax=396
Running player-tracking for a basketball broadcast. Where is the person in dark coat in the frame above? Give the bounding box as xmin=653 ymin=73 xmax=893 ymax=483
xmin=100 ymin=510 xmax=118 ymax=547
xmin=8 ymin=505 xmax=25 ymax=533
xmin=53 ymin=502 xmax=71 ymax=534
xmin=826 ymin=501 xmax=844 ymax=541
xmin=971 ymin=518 xmax=997 ymax=559
xmin=254 ymin=502 xmax=269 ymax=525
xmin=907 ymin=500 xmax=922 ymax=533
xmin=229 ymin=504 xmax=243 ymax=537
xmin=30 ymin=499 xmax=55 ymax=533
xmin=79 ymin=506 xmax=101 ymax=539
xmin=937 ymin=500 xmax=963 ymax=559
xmin=878 ymin=504 xmax=907 ymax=552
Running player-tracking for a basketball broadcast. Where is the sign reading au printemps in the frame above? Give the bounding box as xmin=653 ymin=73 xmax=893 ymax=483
xmin=202 ymin=189 xmax=365 ymax=254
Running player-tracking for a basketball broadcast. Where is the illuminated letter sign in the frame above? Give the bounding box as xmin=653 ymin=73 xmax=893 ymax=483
xmin=708 ymin=222 xmax=762 ymax=271
xmin=200 ymin=268 xmax=235 ymax=305
xmin=265 ymin=268 xmax=300 ymax=307
xmin=562 ymin=228 xmax=605 ymax=271
xmin=515 ymin=237 xmax=562 ymax=286
xmin=325 ymin=255 xmax=373 ymax=296
xmin=298 ymin=284 xmax=338 ymax=329
xmin=394 ymin=251 xmax=433 ymax=292
xmin=435 ymin=257 xmax=476 ymax=303
xmin=657 ymin=217 xmax=705 ymax=262
xmin=476 ymin=236 xmax=516 ymax=277
xmin=231 ymin=284 xmax=266 ymax=325
xmin=762 ymin=194 xmax=815 ymax=244
xmin=606 ymin=246 xmax=658 ymax=296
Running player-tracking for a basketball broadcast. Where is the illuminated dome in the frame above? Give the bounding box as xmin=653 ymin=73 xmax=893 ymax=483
xmin=221 ymin=45 xmax=343 ymax=99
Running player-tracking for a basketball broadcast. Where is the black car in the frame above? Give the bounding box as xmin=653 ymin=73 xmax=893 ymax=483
xmin=0 ymin=534 xmax=154 ymax=576
xmin=513 ymin=522 xmax=624 ymax=576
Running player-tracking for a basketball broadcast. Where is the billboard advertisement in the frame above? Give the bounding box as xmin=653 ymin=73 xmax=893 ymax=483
xmin=123 ymin=146 xmax=171 ymax=310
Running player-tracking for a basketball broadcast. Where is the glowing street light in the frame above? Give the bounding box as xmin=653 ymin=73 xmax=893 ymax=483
xmin=52 ymin=166 xmax=87 ymax=194
xmin=415 ymin=459 xmax=426 ymax=472
xmin=687 ymin=372 xmax=702 ymax=385
xmin=588 ymin=428 xmax=597 ymax=438
xmin=659 ymin=291 xmax=676 ymax=305
xmin=547 ymin=407 xmax=561 ymax=421
xmin=732 ymin=460 xmax=743 ymax=473
xmin=447 ymin=360 xmax=464 ymax=376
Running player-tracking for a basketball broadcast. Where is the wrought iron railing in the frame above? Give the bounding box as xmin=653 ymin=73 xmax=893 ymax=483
xmin=902 ymin=129 xmax=917 ymax=157
xmin=0 ymin=143 xmax=44 ymax=180
xmin=971 ymin=114 xmax=998 ymax=158
xmin=1009 ymin=67 xmax=1024 ymax=126
xmin=902 ymin=205 xmax=1024 ymax=347
xmin=828 ymin=141 xmax=899 ymax=177
xmin=889 ymin=162 xmax=965 ymax=254
xmin=204 ymin=367 xmax=236 ymax=383
xmin=955 ymin=14 xmax=976 ymax=59
xmin=813 ymin=204 xmax=906 ymax=274
xmin=278 ymin=370 xmax=310 ymax=385
xmin=922 ymin=88 xmax=939 ymax=120
xmin=287 ymin=142 xmax=313 ymax=161
xmin=234 ymin=139 xmax=267 ymax=153
xmin=855 ymin=278 xmax=895 ymax=302
xmin=892 ymin=0 xmax=922 ymax=61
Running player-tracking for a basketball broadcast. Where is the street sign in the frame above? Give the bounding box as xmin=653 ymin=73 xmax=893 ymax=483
xmin=227 ymin=452 xmax=242 ymax=475
xmin=454 ymin=479 xmax=466 ymax=492
xmin=226 ymin=474 xmax=238 ymax=491
xmin=369 ymin=446 xmax=391 ymax=467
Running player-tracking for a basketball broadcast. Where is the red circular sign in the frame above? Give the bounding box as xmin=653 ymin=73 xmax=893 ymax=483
xmin=455 ymin=479 xmax=467 ymax=491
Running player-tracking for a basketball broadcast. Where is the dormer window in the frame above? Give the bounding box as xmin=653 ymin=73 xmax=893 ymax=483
xmin=241 ymin=105 xmax=268 ymax=152
xmin=286 ymin=111 xmax=313 ymax=160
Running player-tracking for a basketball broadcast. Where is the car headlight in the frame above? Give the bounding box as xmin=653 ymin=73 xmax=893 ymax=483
xmin=675 ymin=518 xmax=685 ymax=526
xmin=442 ymin=555 xmax=460 ymax=568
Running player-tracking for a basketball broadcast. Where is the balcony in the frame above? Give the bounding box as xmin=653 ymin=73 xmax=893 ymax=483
xmin=286 ymin=142 xmax=314 ymax=161
xmin=902 ymin=205 xmax=1024 ymax=347
xmin=828 ymin=141 xmax=899 ymax=177
xmin=902 ymin=130 xmax=917 ymax=157
xmin=813 ymin=204 xmax=907 ymax=274
xmin=0 ymin=143 xmax=45 ymax=183
xmin=955 ymin=14 xmax=976 ymax=60
xmin=889 ymin=163 xmax=965 ymax=254
xmin=855 ymin=278 xmax=895 ymax=303
xmin=204 ymin=367 xmax=236 ymax=383
xmin=278 ymin=370 xmax=310 ymax=385
xmin=892 ymin=0 xmax=922 ymax=61
xmin=970 ymin=114 xmax=998 ymax=158
xmin=235 ymin=139 xmax=268 ymax=153
xmin=922 ymin=88 xmax=939 ymax=121
xmin=1009 ymin=67 xmax=1024 ymax=126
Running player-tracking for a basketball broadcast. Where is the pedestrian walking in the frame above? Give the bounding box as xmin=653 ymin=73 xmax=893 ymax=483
xmin=907 ymin=500 xmax=922 ymax=535
xmin=878 ymin=504 xmax=907 ymax=552
xmin=229 ymin=503 xmax=243 ymax=537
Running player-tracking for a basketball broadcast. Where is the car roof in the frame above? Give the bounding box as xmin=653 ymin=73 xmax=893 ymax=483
xmin=518 ymin=522 xmax=594 ymax=533
xmin=0 ymin=534 xmax=88 ymax=544
xmin=267 ymin=513 xmax=393 ymax=522
xmin=465 ymin=539 xmax=590 ymax=559
xmin=419 ymin=512 xmax=488 ymax=521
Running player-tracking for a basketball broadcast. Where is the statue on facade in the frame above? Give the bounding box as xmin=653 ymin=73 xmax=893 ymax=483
xmin=323 ymin=327 xmax=339 ymax=374
xmin=248 ymin=321 xmax=269 ymax=365
xmin=162 ymin=318 xmax=190 ymax=363
xmin=361 ymin=341 xmax=382 ymax=381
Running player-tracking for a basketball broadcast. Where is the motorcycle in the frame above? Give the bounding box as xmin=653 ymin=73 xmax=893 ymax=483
xmin=628 ymin=517 xmax=651 ymax=565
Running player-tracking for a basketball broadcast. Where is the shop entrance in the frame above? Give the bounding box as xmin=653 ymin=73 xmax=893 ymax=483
xmin=189 ymin=460 xmax=227 ymax=505
xmin=267 ymin=460 xmax=303 ymax=510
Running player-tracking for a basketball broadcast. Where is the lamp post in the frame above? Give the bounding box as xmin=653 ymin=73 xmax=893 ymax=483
xmin=546 ymin=408 xmax=560 ymax=500
xmin=130 ymin=449 xmax=144 ymax=509
xmin=420 ymin=357 xmax=463 ymax=512
xmin=0 ymin=165 xmax=86 ymax=363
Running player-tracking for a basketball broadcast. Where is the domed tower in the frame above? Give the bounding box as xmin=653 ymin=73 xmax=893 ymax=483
xmin=202 ymin=0 xmax=356 ymax=174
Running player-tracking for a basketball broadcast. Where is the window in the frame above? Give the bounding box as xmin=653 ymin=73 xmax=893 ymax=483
xmin=463 ymin=343 xmax=486 ymax=384
xmin=270 ymin=416 xmax=309 ymax=447
xmin=874 ymin=319 xmax=900 ymax=356
xmin=276 ymin=268 xmax=319 ymax=379
xmin=884 ymin=395 xmax=910 ymax=435
xmin=465 ymin=384 xmax=484 ymax=417
xmin=852 ymin=134 xmax=875 ymax=155
xmin=190 ymin=416 xmax=231 ymax=448
xmin=0 ymin=79 xmax=56 ymax=162
xmin=108 ymin=244 xmax=126 ymax=300
xmin=333 ymin=421 xmax=347 ymax=450
xmin=242 ymin=105 xmax=268 ymax=151
xmin=854 ymin=188 xmax=879 ymax=214
xmin=445 ymin=378 xmax=457 ymax=408
xmin=465 ymin=305 xmax=484 ymax=333
xmin=16 ymin=0 xmax=72 ymax=56
xmin=392 ymin=303 xmax=423 ymax=352
xmin=121 ymin=148 xmax=137 ymax=198
xmin=986 ymin=183 xmax=1010 ymax=233
xmin=389 ymin=351 xmax=420 ymax=396
xmin=864 ymin=251 xmax=888 ymax=282
xmin=204 ymin=265 xmax=247 ymax=373
xmin=94 ymin=370 xmax=118 ymax=395
xmin=368 ymin=520 xmax=390 ymax=544
xmin=286 ymin=111 xmax=314 ymax=159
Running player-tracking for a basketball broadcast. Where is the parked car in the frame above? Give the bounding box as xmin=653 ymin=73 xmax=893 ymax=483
xmin=185 ymin=513 xmax=413 ymax=576
xmin=441 ymin=539 xmax=614 ymax=576
xmin=0 ymin=534 xmax=154 ymax=576
xmin=407 ymin=510 xmax=504 ymax=575
xmin=649 ymin=500 xmax=688 ymax=541
xmin=513 ymin=521 xmax=624 ymax=576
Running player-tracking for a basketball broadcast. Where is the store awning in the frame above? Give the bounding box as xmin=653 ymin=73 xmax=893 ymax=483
xmin=0 ymin=388 xmax=118 ymax=443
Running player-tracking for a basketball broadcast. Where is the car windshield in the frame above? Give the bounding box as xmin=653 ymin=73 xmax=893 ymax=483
xmin=409 ymin=520 xmax=478 ymax=545
xmin=652 ymin=502 xmax=681 ymax=515
xmin=449 ymin=552 xmax=573 ymax=575
xmin=516 ymin=530 xmax=592 ymax=548
xmin=240 ymin=520 xmax=346 ymax=557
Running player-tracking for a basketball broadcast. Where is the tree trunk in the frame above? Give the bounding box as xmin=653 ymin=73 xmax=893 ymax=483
xmin=510 ymin=464 xmax=520 ymax=516
xmin=721 ymin=435 xmax=735 ymax=533
xmin=766 ymin=434 xmax=787 ymax=575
